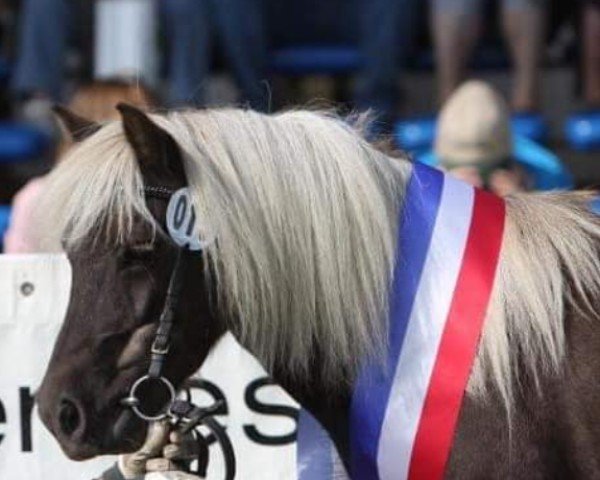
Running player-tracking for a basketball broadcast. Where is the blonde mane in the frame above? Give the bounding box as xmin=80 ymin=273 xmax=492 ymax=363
xmin=471 ymin=191 xmax=600 ymax=407
xmin=39 ymin=107 xmax=600 ymax=407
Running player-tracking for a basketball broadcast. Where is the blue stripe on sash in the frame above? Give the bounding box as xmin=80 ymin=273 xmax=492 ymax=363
xmin=297 ymin=409 xmax=333 ymax=479
xmin=349 ymin=164 xmax=444 ymax=479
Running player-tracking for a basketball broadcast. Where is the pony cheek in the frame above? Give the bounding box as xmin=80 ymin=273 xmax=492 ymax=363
xmin=116 ymin=323 xmax=156 ymax=370
xmin=122 ymin=267 xmax=155 ymax=320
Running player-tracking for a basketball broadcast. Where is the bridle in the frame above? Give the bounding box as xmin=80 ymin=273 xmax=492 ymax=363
xmin=113 ymin=185 xmax=236 ymax=479
xmin=120 ymin=236 xmax=185 ymax=422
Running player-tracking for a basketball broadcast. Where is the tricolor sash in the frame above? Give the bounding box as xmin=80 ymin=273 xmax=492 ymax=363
xmin=349 ymin=163 xmax=505 ymax=479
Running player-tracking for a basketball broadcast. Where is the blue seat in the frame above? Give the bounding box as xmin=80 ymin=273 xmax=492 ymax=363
xmin=267 ymin=0 xmax=359 ymax=76
xmin=0 ymin=123 xmax=49 ymax=163
xmin=416 ymin=135 xmax=573 ymax=191
xmin=511 ymin=113 xmax=548 ymax=144
xmin=565 ymin=111 xmax=600 ymax=152
xmin=0 ymin=205 xmax=10 ymax=252
xmin=394 ymin=115 xmax=437 ymax=155
xmin=410 ymin=45 xmax=511 ymax=72
xmin=269 ymin=45 xmax=362 ymax=75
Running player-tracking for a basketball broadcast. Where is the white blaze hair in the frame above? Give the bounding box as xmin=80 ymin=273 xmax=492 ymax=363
xmin=38 ymin=108 xmax=600 ymax=408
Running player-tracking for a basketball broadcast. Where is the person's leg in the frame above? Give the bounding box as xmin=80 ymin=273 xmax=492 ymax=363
xmin=210 ymin=0 xmax=268 ymax=111
xmin=501 ymin=0 xmax=546 ymax=111
xmin=582 ymin=1 xmax=600 ymax=106
xmin=431 ymin=0 xmax=483 ymax=104
xmin=161 ymin=0 xmax=211 ymax=106
xmin=353 ymin=0 xmax=420 ymax=128
xmin=11 ymin=0 xmax=69 ymax=100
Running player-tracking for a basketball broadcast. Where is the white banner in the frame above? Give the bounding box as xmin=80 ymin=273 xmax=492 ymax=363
xmin=0 ymin=254 xmax=303 ymax=479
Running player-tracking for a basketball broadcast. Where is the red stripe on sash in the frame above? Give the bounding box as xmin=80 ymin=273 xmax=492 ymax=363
xmin=408 ymin=190 xmax=505 ymax=480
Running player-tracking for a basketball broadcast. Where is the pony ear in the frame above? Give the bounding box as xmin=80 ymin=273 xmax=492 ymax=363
xmin=52 ymin=105 xmax=101 ymax=142
xmin=116 ymin=103 xmax=186 ymax=186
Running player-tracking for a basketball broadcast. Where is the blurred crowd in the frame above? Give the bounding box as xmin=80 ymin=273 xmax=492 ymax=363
xmin=0 ymin=0 xmax=599 ymax=251
xmin=5 ymin=1 xmax=598 ymax=123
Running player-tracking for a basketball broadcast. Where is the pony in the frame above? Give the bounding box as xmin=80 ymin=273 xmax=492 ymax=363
xmin=36 ymin=104 xmax=600 ymax=478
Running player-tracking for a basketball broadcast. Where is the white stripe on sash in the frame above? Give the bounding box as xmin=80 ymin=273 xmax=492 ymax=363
xmin=377 ymin=177 xmax=474 ymax=480
xmin=297 ymin=410 xmax=334 ymax=479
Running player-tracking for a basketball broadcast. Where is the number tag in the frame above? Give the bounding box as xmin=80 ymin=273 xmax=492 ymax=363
xmin=166 ymin=188 xmax=213 ymax=251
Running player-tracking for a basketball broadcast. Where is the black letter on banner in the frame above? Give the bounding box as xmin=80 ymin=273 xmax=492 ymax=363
xmin=188 ymin=379 xmax=228 ymax=446
xmin=20 ymin=387 xmax=34 ymax=452
xmin=0 ymin=397 xmax=6 ymax=447
xmin=243 ymin=377 xmax=298 ymax=446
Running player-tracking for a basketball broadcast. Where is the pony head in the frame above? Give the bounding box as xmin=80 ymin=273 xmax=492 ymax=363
xmin=36 ymin=105 xmax=225 ymax=458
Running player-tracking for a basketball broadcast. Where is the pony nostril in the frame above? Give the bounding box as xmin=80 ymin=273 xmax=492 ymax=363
xmin=58 ymin=398 xmax=83 ymax=437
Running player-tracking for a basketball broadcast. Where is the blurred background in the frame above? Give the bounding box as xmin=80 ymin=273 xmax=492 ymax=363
xmin=0 ymin=0 xmax=598 ymax=251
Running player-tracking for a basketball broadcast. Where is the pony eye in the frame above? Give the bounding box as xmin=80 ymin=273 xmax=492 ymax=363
xmin=119 ymin=243 xmax=155 ymax=267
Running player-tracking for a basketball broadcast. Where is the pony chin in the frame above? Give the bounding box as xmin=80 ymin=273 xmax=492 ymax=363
xmin=59 ymin=442 xmax=103 ymax=462
xmin=63 ymin=417 xmax=147 ymax=461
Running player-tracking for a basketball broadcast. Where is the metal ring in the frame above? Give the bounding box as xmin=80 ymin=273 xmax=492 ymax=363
xmin=127 ymin=375 xmax=176 ymax=422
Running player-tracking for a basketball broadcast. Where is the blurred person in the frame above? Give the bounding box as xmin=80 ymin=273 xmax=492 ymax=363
xmin=353 ymin=0 xmax=420 ymax=132
xmin=11 ymin=0 xmax=72 ymax=130
xmin=160 ymin=0 xmax=268 ymax=109
xmin=57 ymin=79 xmax=156 ymax=152
xmin=11 ymin=0 xmax=268 ymax=124
xmin=3 ymin=79 xmax=155 ymax=253
xmin=435 ymin=80 xmax=530 ymax=195
xmin=562 ymin=0 xmax=600 ymax=152
xmin=431 ymin=0 xmax=546 ymax=112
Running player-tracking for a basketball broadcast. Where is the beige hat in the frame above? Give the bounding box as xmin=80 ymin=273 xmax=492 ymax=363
xmin=435 ymin=80 xmax=512 ymax=169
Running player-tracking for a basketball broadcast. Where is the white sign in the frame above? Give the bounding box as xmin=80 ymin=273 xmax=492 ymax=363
xmin=0 ymin=254 xmax=306 ymax=479
xmin=166 ymin=188 xmax=213 ymax=251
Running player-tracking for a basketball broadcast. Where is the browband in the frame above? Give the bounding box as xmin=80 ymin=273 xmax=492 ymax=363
xmin=143 ymin=185 xmax=176 ymax=199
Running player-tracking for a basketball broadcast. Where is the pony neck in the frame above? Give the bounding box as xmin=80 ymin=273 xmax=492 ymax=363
xmin=265 ymin=343 xmax=353 ymax=470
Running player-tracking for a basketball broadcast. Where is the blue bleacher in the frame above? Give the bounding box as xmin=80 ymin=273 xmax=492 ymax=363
xmin=511 ymin=113 xmax=549 ymax=144
xmin=267 ymin=0 xmax=361 ymax=76
xmin=266 ymin=0 xmax=515 ymax=77
xmin=565 ymin=111 xmax=600 ymax=152
xmin=394 ymin=115 xmax=437 ymax=156
xmin=268 ymin=44 xmax=516 ymax=77
xmin=270 ymin=46 xmax=362 ymax=76
xmin=0 ymin=206 xmax=10 ymax=252
xmin=0 ymin=122 xmax=49 ymax=162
